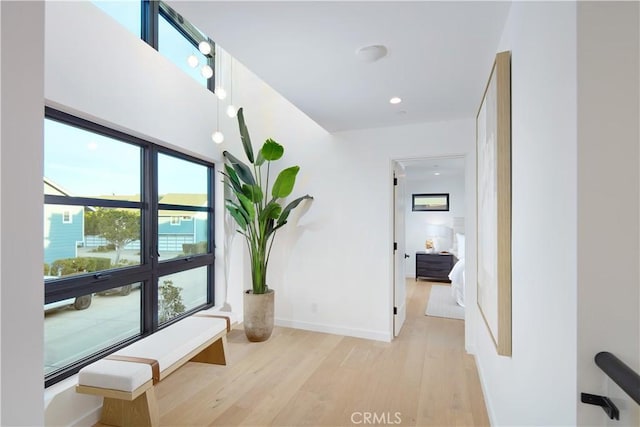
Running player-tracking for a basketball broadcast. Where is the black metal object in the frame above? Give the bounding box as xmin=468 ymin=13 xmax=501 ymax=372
xmin=581 ymin=393 xmax=619 ymax=420
xmin=595 ymin=352 xmax=640 ymax=405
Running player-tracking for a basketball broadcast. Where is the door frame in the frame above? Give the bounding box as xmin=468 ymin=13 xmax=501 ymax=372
xmin=390 ymin=154 xmax=472 ymax=342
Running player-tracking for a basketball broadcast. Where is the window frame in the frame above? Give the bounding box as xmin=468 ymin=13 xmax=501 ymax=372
xmin=44 ymin=107 xmax=215 ymax=387
xmin=142 ymin=0 xmax=216 ymax=93
xmin=93 ymin=0 xmax=216 ymax=92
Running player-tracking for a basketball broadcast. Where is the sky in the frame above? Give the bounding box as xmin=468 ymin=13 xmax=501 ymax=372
xmin=45 ymin=2 xmax=213 ymax=198
xmin=44 ymin=119 xmax=208 ymax=198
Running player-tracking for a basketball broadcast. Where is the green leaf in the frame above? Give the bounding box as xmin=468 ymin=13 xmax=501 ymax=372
xmin=225 ymin=205 xmax=247 ymax=231
xmin=278 ymin=195 xmax=313 ymax=226
xmin=261 ymin=139 xmax=284 ymax=161
xmin=242 ymin=184 xmax=263 ymax=204
xmin=236 ymin=192 xmax=256 ymax=221
xmin=224 ymin=151 xmax=256 ymax=186
xmin=222 ymin=165 xmax=242 ymax=193
xmin=237 ymin=108 xmax=254 ymax=164
xmin=225 ymin=200 xmax=250 ymax=222
xmin=267 ymin=220 xmax=287 ymax=238
xmin=259 ymin=200 xmax=282 ymax=222
xmin=271 ymin=166 xmax=300 ymax=199
xmin=265 ymin=218 xmax=276 ymax=237
xmin=255 ymin=149 xmax=266 ymax=166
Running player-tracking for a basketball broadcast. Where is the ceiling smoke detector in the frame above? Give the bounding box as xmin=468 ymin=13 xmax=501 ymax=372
xmin=355 ymin=45 xmax=388 ymax=63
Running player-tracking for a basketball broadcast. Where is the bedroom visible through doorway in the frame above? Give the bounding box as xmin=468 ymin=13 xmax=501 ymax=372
xmin=393 ymin=156 xmax=468 ymax=333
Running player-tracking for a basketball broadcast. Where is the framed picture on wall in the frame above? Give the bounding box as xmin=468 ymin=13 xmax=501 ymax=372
xmin=476 ymin=51 xmax=512 ymax=356
xmin=412 ymin=193 xmax=449 ymax=212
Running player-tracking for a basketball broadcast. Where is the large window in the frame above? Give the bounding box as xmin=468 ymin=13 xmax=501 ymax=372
xmin=44 ymin=108 xmax=215 ymax=386
xmin=91 ymin=0 xmax=215 ymax=91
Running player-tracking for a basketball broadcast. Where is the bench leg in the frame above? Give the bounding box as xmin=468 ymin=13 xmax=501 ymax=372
xmin=100 ymin=387 xmax=159 ymax=427
xmin=190 ymin=336 xmax=227 ymax=365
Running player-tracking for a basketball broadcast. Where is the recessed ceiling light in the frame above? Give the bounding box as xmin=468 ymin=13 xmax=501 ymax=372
xmin=434 ymin=172 xmax=441 ymax=176
xmin=390 ymin=97 xmax=402 ymax=104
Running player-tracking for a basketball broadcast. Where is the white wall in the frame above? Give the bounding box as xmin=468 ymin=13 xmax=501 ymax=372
xmin=577 ymin=2 xmax=639 ymax=425
xmin=43 ymin=2 xmax=227 ymax=425
xmin=272 ymin=121 xmax=473 ymax=339
xmin=0 ymin=2 xmax=45 ymax=425
xmin=221 ymin=73 xmax=475 ymax=339
xmin=27 ymin=2 xmax=636 ymax=426
xmin=404 ymin=172 xmax=465 ymax=277
xmin=0 ymin=3 xmax=3 ymax=423
xmin=40 ymin=3 xmax=478 ymax=424
xmin=472 ymin=2 xmax=579 ymax=425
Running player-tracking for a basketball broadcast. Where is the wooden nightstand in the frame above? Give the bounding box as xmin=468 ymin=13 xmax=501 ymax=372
xmin=415 ymin=252 xmax=457 ymax=282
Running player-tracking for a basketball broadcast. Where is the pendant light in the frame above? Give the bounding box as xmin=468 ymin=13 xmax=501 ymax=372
xmin=226 ymin=57 xmax=237 ymax=118
xmin=212 ymin=97 xmax=224 ymax=144
xmin=198 ymin=40 xmax=214 ymax=80
xmin=212 ymin=50 xmax=224 ymax=145
xmin=187 ymin=54 xmax=199 ymax=68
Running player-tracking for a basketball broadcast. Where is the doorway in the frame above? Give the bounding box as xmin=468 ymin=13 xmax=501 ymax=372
xmin=392 ymin=155 xmax=468 ymax=338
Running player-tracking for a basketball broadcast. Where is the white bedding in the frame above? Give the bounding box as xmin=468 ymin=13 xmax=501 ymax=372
xmin=449 ymin=258 xmax=465 ymax=307
xmin=449 ymin=233 xmax=466 ymax=308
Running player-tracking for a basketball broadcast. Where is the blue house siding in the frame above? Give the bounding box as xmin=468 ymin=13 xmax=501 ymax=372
xmin=158 ymin=216 xmax=194 ymax=235
xmin=44 ymin=209 xmax=83 ymax=265
xmin=195 ymin=218 xmax=207 ymax=244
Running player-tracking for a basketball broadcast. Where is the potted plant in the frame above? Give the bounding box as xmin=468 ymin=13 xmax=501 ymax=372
xmin=222 ymin=108 xmax=312 ymax=342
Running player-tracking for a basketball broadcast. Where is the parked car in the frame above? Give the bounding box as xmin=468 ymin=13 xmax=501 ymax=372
xmin=96 ymin=283 xmax=139 ymax=296
xmin=44 ymin=276 xmax=92 ymax=311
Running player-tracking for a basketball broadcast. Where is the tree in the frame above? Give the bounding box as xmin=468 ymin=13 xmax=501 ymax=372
xmin=85 ymin=208 xmax=140 ymax=264
xmin=159 ymin=280 xmax=185 ymax=323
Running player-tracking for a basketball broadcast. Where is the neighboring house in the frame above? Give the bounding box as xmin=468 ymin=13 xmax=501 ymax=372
xmin=158 ymin=193 xmax=208 ymax=251
xmin=83 ymin=193 xmax=208 ymax=252
xmin=43 ymin=178 xmax=84 ymax=266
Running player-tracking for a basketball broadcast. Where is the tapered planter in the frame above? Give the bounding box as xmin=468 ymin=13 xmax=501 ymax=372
xmin=243 ymin=289 xmax=274 ymax=342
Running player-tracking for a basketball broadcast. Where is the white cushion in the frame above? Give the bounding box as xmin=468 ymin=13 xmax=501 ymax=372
xmin=456 ymin=233 xmax=465 ymax=259
xmin=78 ymin=316 xmax=227 ymax=392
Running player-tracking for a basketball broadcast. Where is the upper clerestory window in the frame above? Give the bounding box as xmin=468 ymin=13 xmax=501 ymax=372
xmin=91 ymin=1 xmax=215 ymax=92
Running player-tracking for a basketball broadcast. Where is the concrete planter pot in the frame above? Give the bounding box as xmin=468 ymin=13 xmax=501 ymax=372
xmin=243 ymin=289 xmax=275 ymax=342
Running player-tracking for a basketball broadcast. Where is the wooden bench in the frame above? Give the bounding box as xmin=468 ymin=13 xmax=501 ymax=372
xmin=76 ymin=311 xmax=234 ymax=427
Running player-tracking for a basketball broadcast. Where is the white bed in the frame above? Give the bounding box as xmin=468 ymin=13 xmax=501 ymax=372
xmin=449 ymin=233 xmax=466 ymax=308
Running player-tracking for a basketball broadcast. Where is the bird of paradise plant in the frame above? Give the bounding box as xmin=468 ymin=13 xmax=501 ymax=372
xmin=221 ymin=108 xmax=312 ymax=294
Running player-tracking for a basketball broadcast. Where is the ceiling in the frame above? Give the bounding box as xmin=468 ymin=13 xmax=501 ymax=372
xmin=401 ymin=157 xmax=465 ymax=181
xmin=168 ymin=1 xmax=511 ymax=133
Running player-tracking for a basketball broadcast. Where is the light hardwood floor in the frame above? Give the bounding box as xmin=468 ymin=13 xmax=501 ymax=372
xmin=97 ymin=280 xmax=489 ymax=426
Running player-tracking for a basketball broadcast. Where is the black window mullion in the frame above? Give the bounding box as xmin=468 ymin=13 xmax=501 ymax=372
xmin=142 ymin=0 xmax=159 ymax=49
xmin=157 ymin=203 xmax=209 ymax=212
xmin=44 ymin=107 xmax=215 ymax=387
xmin=156 ymin=254 xmax=214 ymax=276
xmin=146 ymin=146 xmax=159 ymax=332
xmin=45 ymin=195 xmax=142 ymax=210
xmin=208 ymin=165 xmax=215 ymax=305
xmin=45 ymin=268 xmax=150 ymax=304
